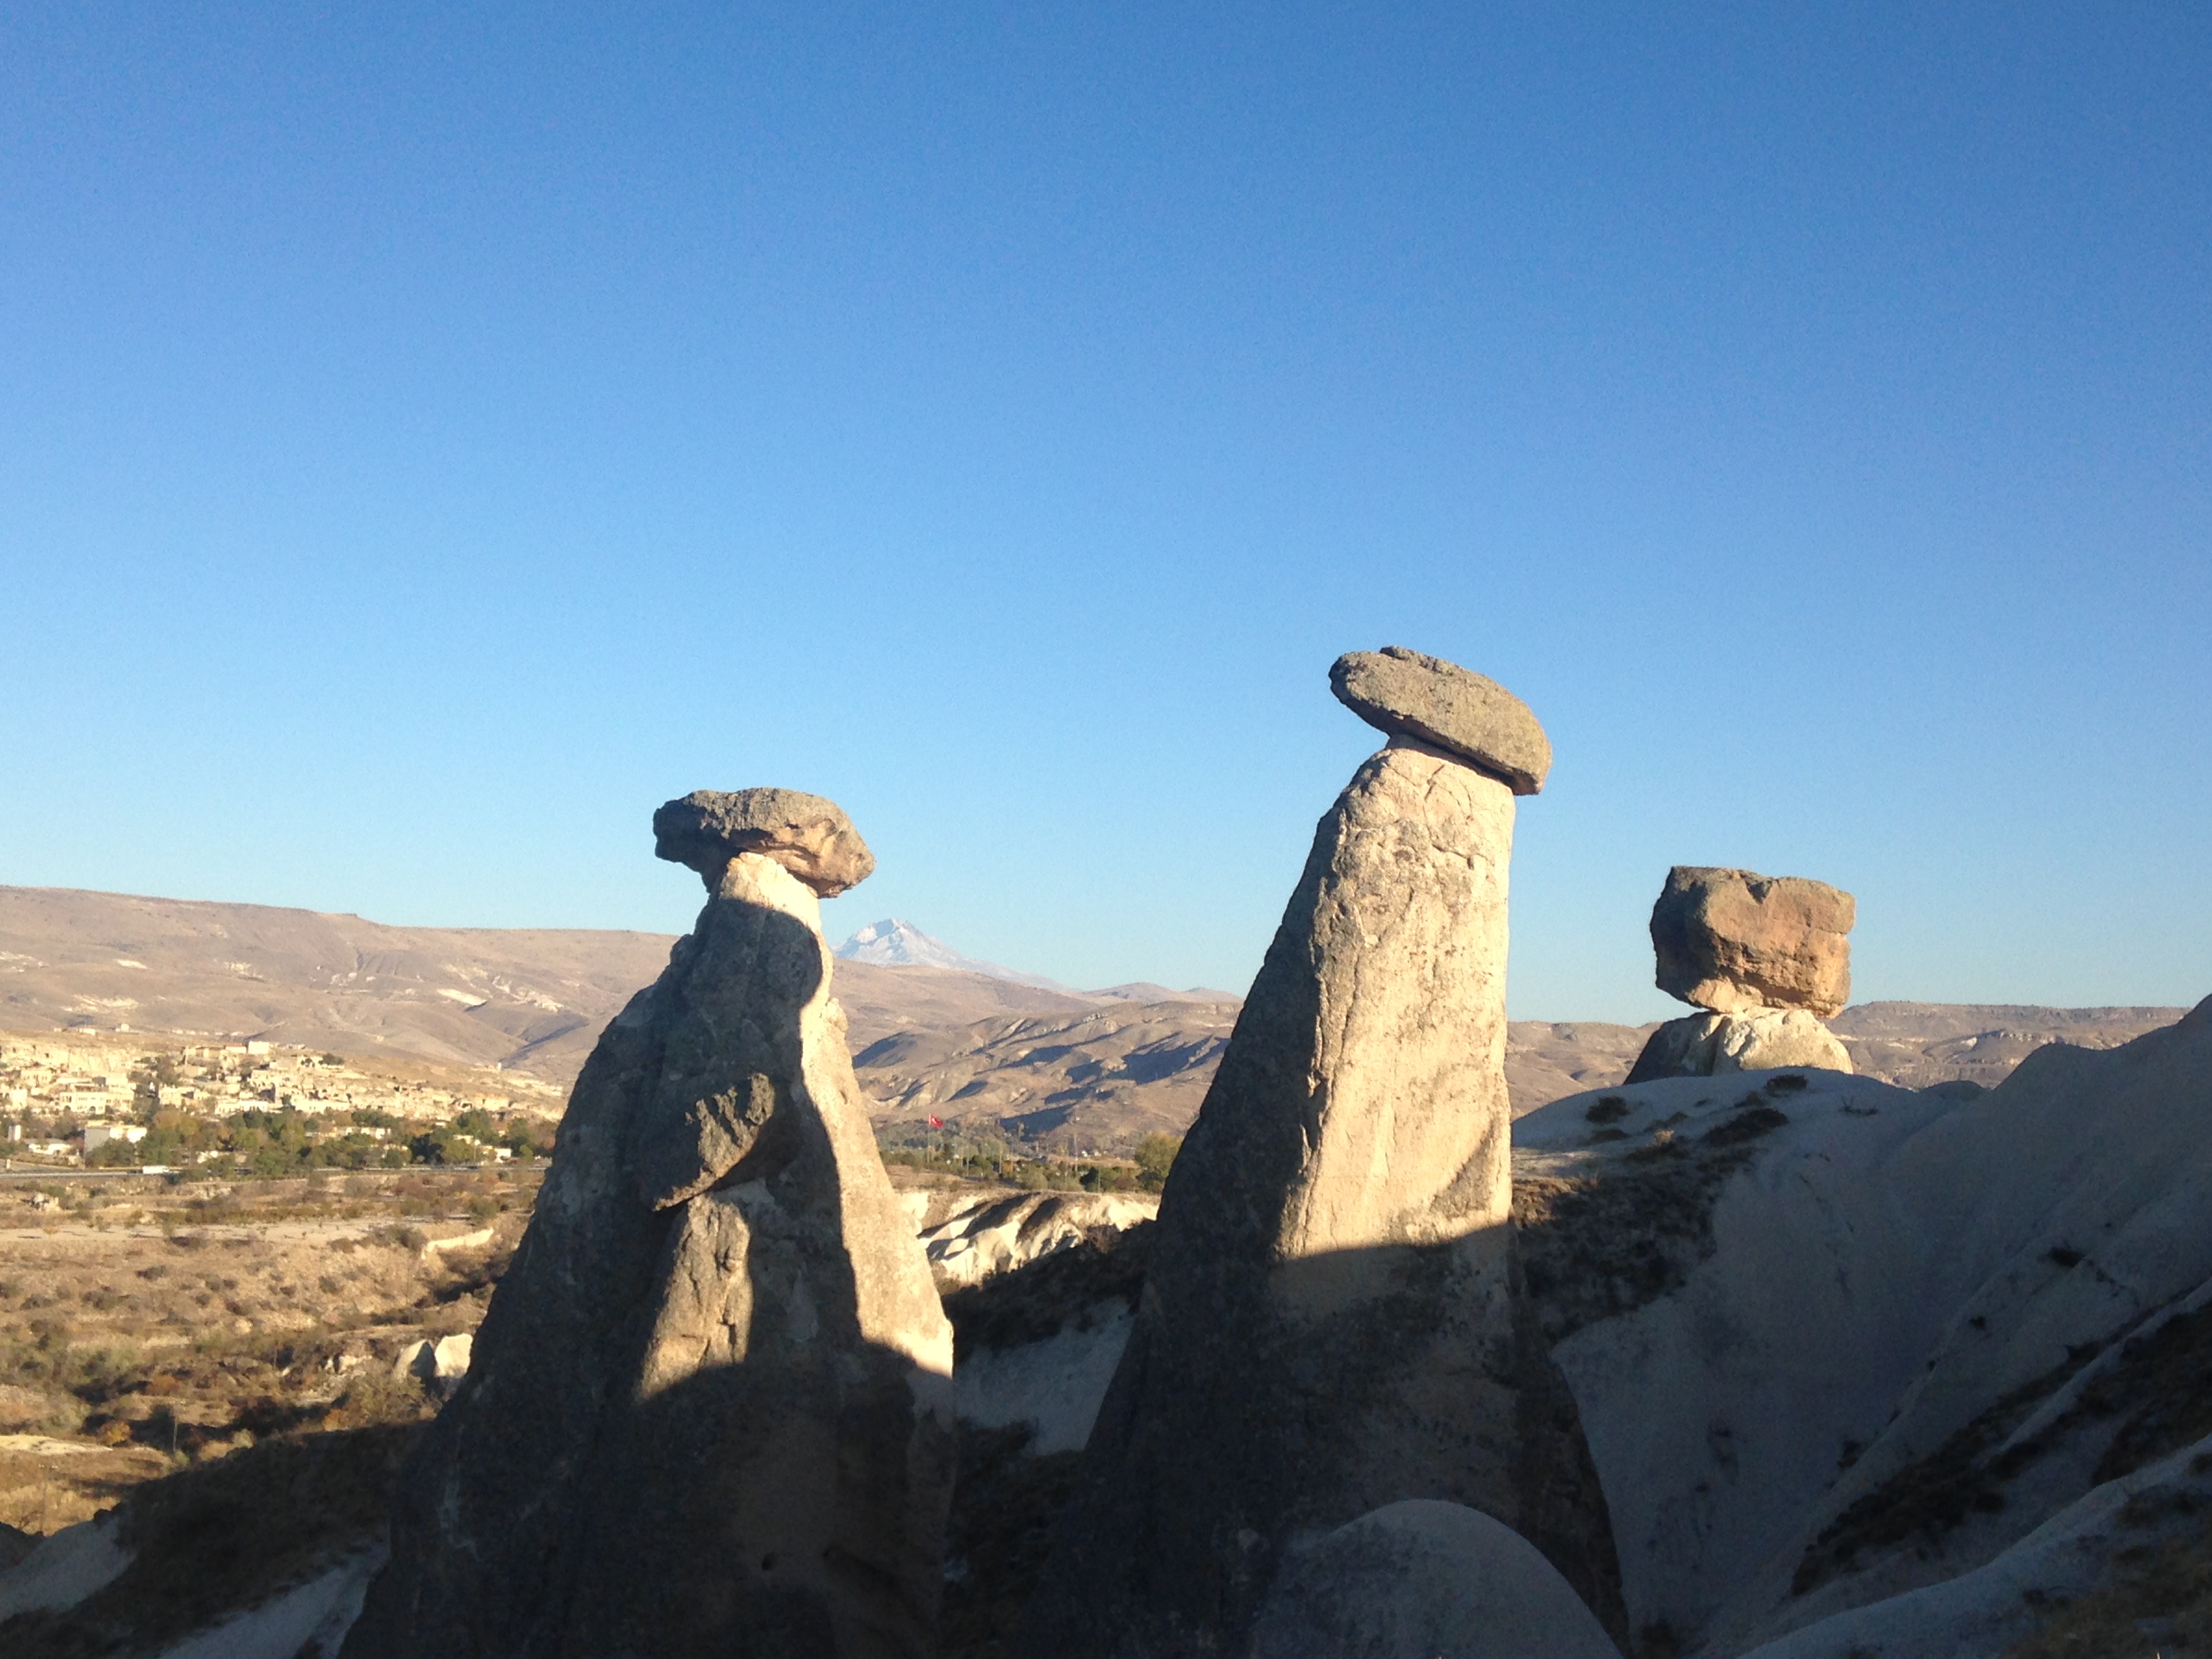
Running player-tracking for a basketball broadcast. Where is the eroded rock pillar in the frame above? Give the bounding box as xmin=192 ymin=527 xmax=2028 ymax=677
xmin=344 ymin=789 xmax=954 ymax=1659
xmin=1020 ymin=649 xmax=1622 ymax=1658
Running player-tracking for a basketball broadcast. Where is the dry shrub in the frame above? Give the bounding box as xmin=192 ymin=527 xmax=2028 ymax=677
xmin=0 ymin=1383 xmax=71 ymax=1433
xmin=327 ymin=1367 xmax=433 ymax=1429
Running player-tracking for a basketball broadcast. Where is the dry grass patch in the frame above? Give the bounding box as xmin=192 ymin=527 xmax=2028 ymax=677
xmin=0 ymin=1168 xmax=531 ymax=1534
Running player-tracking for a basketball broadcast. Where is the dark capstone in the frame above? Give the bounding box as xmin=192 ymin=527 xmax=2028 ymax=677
xmin=653 ymin=787 xmax=876 ymax=897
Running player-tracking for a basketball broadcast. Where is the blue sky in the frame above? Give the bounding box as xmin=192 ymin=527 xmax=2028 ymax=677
xmin=3 ymin=3 xmax=2207 ymax=1020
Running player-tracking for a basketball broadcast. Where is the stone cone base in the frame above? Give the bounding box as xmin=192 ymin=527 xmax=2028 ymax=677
xmin=1625 ymin=1008 xmax=1851 ymax=1084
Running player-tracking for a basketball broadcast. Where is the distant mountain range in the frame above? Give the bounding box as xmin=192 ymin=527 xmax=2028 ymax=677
xmin=834 ymin=918 xmax=1240 ymax=1005
xmin=0 ymin=887 xmax=1225 ymax=1085
xmin=0 ymin=884 xmax=2191 ymax=1151
xmin=835 ymin=918 xmax=1073 ymax=991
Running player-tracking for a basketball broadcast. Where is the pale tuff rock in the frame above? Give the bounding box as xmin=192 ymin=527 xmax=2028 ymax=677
xmin=955 ymin=1299 xmax=1136 ymax=1456
xmin=1624 ymin=1008 xmax=1853 ymax=1084
xmin=1250 ymin=1501 xmax=1623 ymax=1659
xmin=1021 ymin=663 xmax=1622 ymax=1657
xmin=653 ymin=786 xmax=877 ymax=897
xmin=920 ymin=1191 xmax=1160 ymax=1288
xmin=390 ymin=1332 xmax=474 ymax=1394
xmin=1713 ymin=1008 xmax=1851 ymax=1073
xmin=0 ymin=1513 xmax=131 ymax=1622
xmin=1652 ymin=865 xmax=1854 ymax=1017
xmin=1512 ymin=1000 xmax=2212 ymax=1656
xmin=1623 ymin=1012 xmax=1726 ymax=1084
xmin=344 ymin=798 xmax=951 ymax=1659
xmin=1328 ymin=647 xmax=1553 ymax=795
xmin=1731 ymin=1431 xmax=2212 ymax=1659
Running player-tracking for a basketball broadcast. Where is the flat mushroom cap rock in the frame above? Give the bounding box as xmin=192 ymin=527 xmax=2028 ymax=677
xmin=652 ymin=787 xmax=876 ymax=896
xmin=1328 ymin=647 xmax=1553 ymax=794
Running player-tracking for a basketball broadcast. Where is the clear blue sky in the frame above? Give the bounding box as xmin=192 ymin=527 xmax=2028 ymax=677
xmin=3 ymin=4 xmax=2207 ymax=1021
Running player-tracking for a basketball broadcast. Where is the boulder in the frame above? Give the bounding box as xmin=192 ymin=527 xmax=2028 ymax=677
xmin=1625 ymin=1010 xmax=1852 ymax=1083
xmin=652 ymin=786 xmax=876 ymax=897
xmin=1328 ymin=647 xmax=1553 ymax=795
xmin=344 ymin=796 xmax=953 ymax=1659
xmin=390 ymin=1332 xmax=474 ymax=1393
xmin=1021 ymin=659 xmax=1621 ymax=1658
xmin=1622 ymin=1012 xmax=1726 ymax=1084
xmin=1651 ymin=867 xmax=1853 ymax=1017
xmin=1250 ymin=1500 xmax=1622 ymax=1659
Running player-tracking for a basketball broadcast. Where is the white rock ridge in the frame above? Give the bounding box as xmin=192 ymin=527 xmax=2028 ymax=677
xmin=1516 ymin=995 xmax=2212 ymax=1656
xmin=1251 ymin=1500 xmax=1623 ymax=1659
xmin=919 ymin=1191 xmax=1158 ymax=1288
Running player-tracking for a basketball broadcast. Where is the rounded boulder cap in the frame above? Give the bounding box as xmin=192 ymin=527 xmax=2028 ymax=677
xmin=652 ymin=787 xmax=876 ymax=897
xmin=1328 ymin=647 xmax=1552 ymax=795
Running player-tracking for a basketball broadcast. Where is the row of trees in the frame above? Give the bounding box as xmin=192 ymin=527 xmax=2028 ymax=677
xmin=877 ymin=1128 xmax=1184 ymax=1193
xmin=81 ymin=1106 xmax=559 ymax=1176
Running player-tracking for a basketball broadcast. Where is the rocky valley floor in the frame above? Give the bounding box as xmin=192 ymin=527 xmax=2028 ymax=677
xmin=9 ymin=1002 xmax=2212 ymax=1659
xmin=7 ymin=883 xmax=2210 ymax=1658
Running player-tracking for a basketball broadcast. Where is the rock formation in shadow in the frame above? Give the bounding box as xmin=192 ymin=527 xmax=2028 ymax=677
xmin=1250 ymin=1500 xmax=1622 ymax=1659
xmin=342 ymin=789 xmax=954 ymax=1659
xmin=1019 ymin=648 xmax=1624 ymax=1658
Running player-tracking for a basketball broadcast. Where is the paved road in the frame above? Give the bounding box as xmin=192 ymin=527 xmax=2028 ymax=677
xmin=0 ymin=1166 xmax=174 ymax=1182
xmin=0 ymin=1163 xmax=506 ymax=1181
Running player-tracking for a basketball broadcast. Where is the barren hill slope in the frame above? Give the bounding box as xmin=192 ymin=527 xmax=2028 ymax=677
xmin=3 ymin=886 xmax=2187 ymax=1134
xmin=0 ymin=885 xmax=678 ymax=1080
xmin=856 ymin=1001 xmax=1242 ymax=1149
xmin=1498 ymin=1004 xmax=2192 ymax=1109
xmin=1830 ymin=1000 xmax=2188 ymax=1088
xmin=0 ymin=886 xmax=1086 ymax=1084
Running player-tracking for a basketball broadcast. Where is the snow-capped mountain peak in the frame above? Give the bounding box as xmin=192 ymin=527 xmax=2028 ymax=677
xmin=833 ymin=919 xmax=1075 ymax=994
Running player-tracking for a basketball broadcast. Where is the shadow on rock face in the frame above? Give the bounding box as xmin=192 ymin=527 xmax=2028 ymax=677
xmin=552 ymin=1338 xmax=954 ymax=1659
xmin=1251 ymin=1499 xmax=1622 ymax=1659
xmin=1017 ymin=702 xmax=1624 ymax=1659
xmin=1025 ymin=1223 xmax=1624 ymax=1658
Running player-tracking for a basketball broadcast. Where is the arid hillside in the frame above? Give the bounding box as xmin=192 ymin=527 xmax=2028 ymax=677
xmin=3 ymin=886 xmax=2190 ymax=1146
xmin=857 ymin=1002 xmax=1242 ymax=1149
xmin=0 ymin=887 xmax=676 ymax=1084
xmin=0 ymin=887 xmax=1088 ymax=1084
xmin=0 ymin=1167 xmax=531 ymax=1538
xmin=1828 ymin=1000 xmax=2191 ymax=1087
